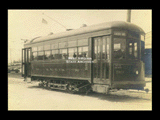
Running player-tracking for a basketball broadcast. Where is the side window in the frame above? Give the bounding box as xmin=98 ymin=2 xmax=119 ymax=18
xmin=37 ymin=51 xmax=44 ymax=60
xmin=32 ymin=52 xmax=37 ymax=60
xmin=68 ymin=47 xmax=77 ymax=59
xmin=32 ymin=46 xmax=37 ymax=61
xmin=51 ymin=49 xmax=59 ymax=59
xmin=82 ymin=46 xmax=88 ymax=58
xmin=37 ymin=46 xmax=44 ymax=60
xmin=77 ymin=38 xmax=89 ymax=59
xmin=78 ymin=46 xmax=88 ymax=58
xmin=51 ymin=43 xmax=59 ymax=60
xmin=44 ymin=44 xmax=51 ymax=60
xmin=44 ymin=51 xmax=51 ymax=60
xmin=59 ymin=49 xmax=68 ymax=59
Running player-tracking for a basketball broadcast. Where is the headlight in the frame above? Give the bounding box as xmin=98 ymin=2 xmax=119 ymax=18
xmin=134 ymin=67 xmax=139 ymax=75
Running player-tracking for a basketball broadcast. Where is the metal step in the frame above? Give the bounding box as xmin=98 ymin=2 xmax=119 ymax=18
xmin=48 ymin=83 xmax=67 ymax=90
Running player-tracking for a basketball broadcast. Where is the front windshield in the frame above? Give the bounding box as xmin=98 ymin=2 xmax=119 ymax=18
xmin=113 ymin=38 xmax=126 ymax=59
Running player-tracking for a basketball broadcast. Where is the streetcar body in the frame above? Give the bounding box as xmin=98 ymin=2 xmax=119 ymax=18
xmin=22 ymin=21 xmax=145 ymax=93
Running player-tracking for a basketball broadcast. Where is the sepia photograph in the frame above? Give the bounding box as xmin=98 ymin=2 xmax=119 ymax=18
xmin=8 ymin=9 xmax=152 ymax=110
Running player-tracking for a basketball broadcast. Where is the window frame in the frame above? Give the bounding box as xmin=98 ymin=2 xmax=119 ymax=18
xmin=78 ymin=46 xmax=89 ymax=59
xmin=126 ymin=38 xmax=140 ymax=60
xmin=113 ymin=38 xmax=126 ymax=59
xmin=31 ymin=38 xmax=89 ymax=61
xmin=59 ymin=48 xmax=68 ymax=60
xmin=44 ymin=50 xmax=51 ymax=60
xmin=94 ymin=36 xmax=110 ymax=60
xmin=51 ymin=49 xmax=59 ymax=60
xmin=37 ymin=51 xmax=44 ymax=60
xmin=68 ymin=47 xmax=78 ymax=59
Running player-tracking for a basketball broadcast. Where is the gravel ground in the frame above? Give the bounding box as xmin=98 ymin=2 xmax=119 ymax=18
xmin=8 ymin=73 xmax=152 ymax=110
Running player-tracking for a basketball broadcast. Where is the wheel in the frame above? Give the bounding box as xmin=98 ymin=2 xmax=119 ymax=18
xmin=66 ymin=83 xmax=78 ymax=94
xmin=38 ymin=81 xmax=44 ymax=87
xmin=144 ymin=88 xmax=149 ymax=93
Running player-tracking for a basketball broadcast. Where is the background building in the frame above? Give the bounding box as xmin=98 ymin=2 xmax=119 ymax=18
xmin=145 ymin=31 xmax=152 ymax=76
xmin=145 ymin=31 xmax=152 ymax=49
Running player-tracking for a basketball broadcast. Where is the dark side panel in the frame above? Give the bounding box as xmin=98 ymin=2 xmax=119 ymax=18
xmin=31 ymin=61 xmax=91 ymax=81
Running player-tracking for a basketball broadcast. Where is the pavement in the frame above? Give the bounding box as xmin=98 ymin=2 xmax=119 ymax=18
xmin=8 ymin=73 xmax=152 ymax=110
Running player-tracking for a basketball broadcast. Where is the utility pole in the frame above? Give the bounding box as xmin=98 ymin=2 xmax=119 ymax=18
xmin=126 ymin=9 xmax=131 ymax=22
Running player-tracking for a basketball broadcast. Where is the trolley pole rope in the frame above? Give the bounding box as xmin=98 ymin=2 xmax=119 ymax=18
xmin=42 ymin=13 xmax=67 ymax=30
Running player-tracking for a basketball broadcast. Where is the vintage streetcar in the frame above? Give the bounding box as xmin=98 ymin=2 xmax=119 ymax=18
xmin=22 ymin=21 xmax=146 ymax=94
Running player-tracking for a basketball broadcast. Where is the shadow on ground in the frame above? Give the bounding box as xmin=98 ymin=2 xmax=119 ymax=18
xmin=28 ymin=85 xmax=151 ymax=103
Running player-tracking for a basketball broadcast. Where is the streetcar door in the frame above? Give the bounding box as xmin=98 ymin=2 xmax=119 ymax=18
xmin=22 ymin=48 xmax=31 ymax=77
xmin=93 ymin=36 xmax=110 ymax=84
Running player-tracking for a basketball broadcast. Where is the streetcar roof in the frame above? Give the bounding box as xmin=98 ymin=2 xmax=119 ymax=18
xmin=26 ymin=21 xmax=145 ymax=44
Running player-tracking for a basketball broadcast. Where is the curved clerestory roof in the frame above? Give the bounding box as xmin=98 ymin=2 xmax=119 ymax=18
xmin=26 ymin=21 xmax=145 ymax=44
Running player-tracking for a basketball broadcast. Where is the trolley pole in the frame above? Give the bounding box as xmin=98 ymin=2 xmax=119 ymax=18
xmin=126 ymin=9 xmax=131 ymax=22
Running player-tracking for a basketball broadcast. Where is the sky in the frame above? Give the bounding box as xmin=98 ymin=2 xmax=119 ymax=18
xmin=8 ymin=9 xmax=152 ymax=63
